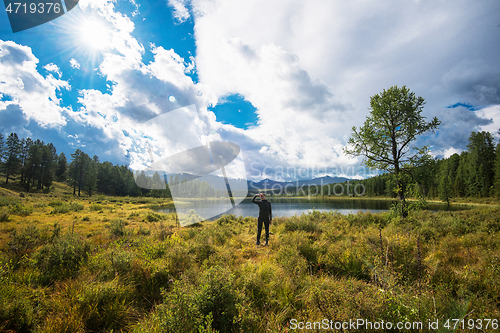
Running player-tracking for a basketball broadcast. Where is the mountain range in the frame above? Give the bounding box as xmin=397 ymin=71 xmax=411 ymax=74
xmin=247 ymin=176 xmax=351 ymax=190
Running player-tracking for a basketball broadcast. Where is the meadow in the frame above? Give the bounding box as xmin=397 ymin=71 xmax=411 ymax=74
xmin=0 ymin=183 xmax=499 ymax=332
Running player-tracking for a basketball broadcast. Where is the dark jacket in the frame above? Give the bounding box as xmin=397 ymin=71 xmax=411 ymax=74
xmin=252 ymin=195 xmax=272 ymax=221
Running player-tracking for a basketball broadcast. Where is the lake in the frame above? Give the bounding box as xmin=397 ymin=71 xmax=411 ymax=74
xmin=159 ymin=197 xmax=469 ymax=220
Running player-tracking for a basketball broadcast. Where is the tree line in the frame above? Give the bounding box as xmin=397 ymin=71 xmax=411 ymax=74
xmin=0 ymin=132 xmax=226 ymax=198
xmin=342 ymin=130 xmax=500 ymax=202
xmin=0 ymin=132 xmax=148 ymax=197
xmin=2 ymin=127 xmax=499 ymax=201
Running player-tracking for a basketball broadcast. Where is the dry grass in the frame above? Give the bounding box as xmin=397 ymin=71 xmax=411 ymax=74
xmin=0 ymin=181 xmax=499 ymax=332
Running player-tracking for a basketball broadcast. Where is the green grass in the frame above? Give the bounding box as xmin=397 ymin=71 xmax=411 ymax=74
xmin=0 ymin=183 xmax=499 ymax=332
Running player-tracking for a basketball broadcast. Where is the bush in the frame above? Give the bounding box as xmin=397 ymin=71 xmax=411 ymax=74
xmin=145 ymin=212 xmax=166 ymax=222
xmin=0 ymin=210 xmax=9 ymax=222
xmin=0 ymin=284 xmax=37 ymax=332
xmin=50 ymin=204 xmax=70 ymax=214
xmin=128 ymin=211 xmax=140 ymax=219
xmin=150 ymin=265 xmax=241 ymax=333
xmin=50 ymin=202 xmax=85 ymax=214
xmin=0 ymin=196 xmax=18 ymax=207
xmin=49 ymin=200 xmax=64 ymax=207
xmin=70 ymin=202 xmax=84 ymax=212
xmin=9 ymin=203 xmax=33 ymax=216
xmin=137 ymin=225 xmax=151 ymax=235
xmin=8 ymin=225 xmax=43 ymax=260
xmin=109 ymin=219 xmax=127 ymax=237
xmin=89 ymin=204 xmax=103 ymax=211
xmin=76 ymin=279 xmax=135 ymax=332
xmin=32 ymin=235 xmax=91 ymax=285
xmin=283 ymin=215 xmax=323 ymax=234
xmin=303 ymin=277 xmax=384 ymax=322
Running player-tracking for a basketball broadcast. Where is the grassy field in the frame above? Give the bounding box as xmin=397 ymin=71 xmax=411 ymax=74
xmin=0 ymin=182 xmax=499 ymax=332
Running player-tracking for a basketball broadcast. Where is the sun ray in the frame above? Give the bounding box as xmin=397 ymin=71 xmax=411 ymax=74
xmin=78 ymin=18 xmax=112 ymax=51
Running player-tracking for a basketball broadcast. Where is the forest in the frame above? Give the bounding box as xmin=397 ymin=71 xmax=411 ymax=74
xmin=0 ymin=133 xmax=224 ymax=199
xmin=2 ymin=130 xmax=500 ymax=202
xmin=344 ymin=131 xmax=499 ymax=201
xmin=264 ymin=131 xmax=500 ymax=203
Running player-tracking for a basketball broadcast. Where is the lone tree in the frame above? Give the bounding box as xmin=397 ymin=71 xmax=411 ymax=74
xmin=344 ymin=86 xmax=440 ymax=217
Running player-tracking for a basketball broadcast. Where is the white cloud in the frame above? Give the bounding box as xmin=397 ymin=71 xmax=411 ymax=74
xmin=0 ymin=40 xmax=70 ymax=128
xmin=191 ymin=0 xmax=500 ymax=177
xmin=168 ymin=0 xmax=190 ymax=23
xmin=5 ymin=0 xmax=499 ymax=181
xmin=69 ymin=58 xmax=81 ymax=69
xmin=66 ymin=3 xmax=219 ymax=172
xmin=43 ymin=63 xmax=62 ymax=78
xmin=476 ymin=105 xmax=500 ymax=136
xmin=78 ymin=0 xmax=145 ymax=63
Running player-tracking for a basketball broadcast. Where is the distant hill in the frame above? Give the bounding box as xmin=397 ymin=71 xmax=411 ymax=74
xmin=165 ymin=173 xmax=351 ymax=194
xmin=248 ymin=176 xmax=351 ymax=190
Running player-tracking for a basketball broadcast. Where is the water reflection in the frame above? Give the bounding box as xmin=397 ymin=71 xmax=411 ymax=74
xmin=158 ymin=197 xmax=470 ymax=221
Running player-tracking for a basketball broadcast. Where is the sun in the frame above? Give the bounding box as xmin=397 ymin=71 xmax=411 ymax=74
xmin=78 ymin=18 xmax=112 ymax=50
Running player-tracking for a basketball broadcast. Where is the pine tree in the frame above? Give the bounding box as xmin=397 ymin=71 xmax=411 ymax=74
xmin=4 ymin=133 xmax=21 ymax=184
xmin=453 ymin=152 xmax=467 ymax=197
xmin=24 ymin=140 xmax=43 ymax=192
xmin=493 ymin=143 xmax=500 ymax=197
xmin=467 ymin=131 xmax=495 ymax=197
xmin=0 ymin=133 xmax=4 ymax=164
xmin=85 ymin=155 xmax=99 ymax=196
xmin=40 ymin=143 xmax=57 ymax=190
xmin=69 ymin=149 xmax=89 ymax=196
xmin=438 ymin=162 xmax=451 ymax=203
xmin=19 ymin=138 xmax=33 ymax=184
xmin=55 ymin=152 xmax=67 ymax=181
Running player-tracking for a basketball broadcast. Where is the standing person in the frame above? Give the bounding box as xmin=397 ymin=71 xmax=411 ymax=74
xmin=252 ymin=193 xmax=272 ymax=246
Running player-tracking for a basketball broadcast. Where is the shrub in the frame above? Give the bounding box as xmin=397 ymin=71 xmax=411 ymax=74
xmin=70 ymin=202 xmax=84 ymax=212
xmin=165 ymin=245 xmax=193 ymax=279
xmin=238 ymin=262 xmax=279 ymax=310
xmin=9 ymin=203 xmax=33 ymax=216
xmin=76 ymin=279 xmax=135 ymax=332
xmin=317 ymin=241 xmax=371 ymax=281
xmin=0 ymin=196 xmax=18 ymax=207
xmin=145 ymin=212 xmax=166 ymax=222
xmin=275 ymin=245 xmax=308 ymax=278
xmin=89 ymin=204 xmax=103 ymax=211
xmin=8 ymin=225 xmax=43 ymax=260
xmin=32 ymin=235 xmax=91 ymax=285
xmin=49 ymin=200 xmax=64 ymax=207
xmin=303 ymin=277 xmax=384 ymax=322
xmin=0 ymin=284 xmax=37 ymax=332
xmin=0 ymin=210 xmax=9 ymax=222
xmin=128 ymin=211 xmax=140 ymax=219
xmin=283 ymin=215 xmax=322 ymax=234
xmin=151 ymin=265 xmax=241 ymax=333
xmin=50 ymin=204 xmax=70 ymax=214
xmin=109 ymin=219 xmax=127 ymax=237
xmin=137 ymin=225 xmax=151 ymax=235
xmin=50 ymin=202 xmax=84 ymax=214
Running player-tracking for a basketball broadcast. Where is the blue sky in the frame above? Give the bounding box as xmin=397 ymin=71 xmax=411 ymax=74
xmin=1 ymin=0 xmax=500 ymax=181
